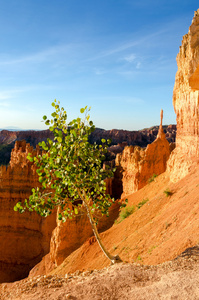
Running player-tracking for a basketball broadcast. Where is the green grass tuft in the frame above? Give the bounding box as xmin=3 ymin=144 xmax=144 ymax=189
xmin=119 ymin=206 xmax=135 ymax=221
xmin=148 ymin=173 xmax=158 ymax=183
xmin=164 ymin=188 xmax=173 ymax=197
xmin=137 ymin=198 xmax=149 ymax=209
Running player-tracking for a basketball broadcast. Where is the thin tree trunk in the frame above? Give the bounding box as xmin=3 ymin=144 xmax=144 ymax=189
xmin=83 ymin=196 xmax=122 ymax=264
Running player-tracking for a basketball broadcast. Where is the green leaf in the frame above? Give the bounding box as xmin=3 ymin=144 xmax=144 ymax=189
xmin=14 ymin=206 xmax=18 ymax=211
xmin=57 ymin=137 xmax=62 ymax=143
xmin=58 ymin=213 xmax=62 ymax=220
xmin=14 ymin=101 xmax=114 ymax=233
xmin=27 ymin=154 xmax=33 ymax=162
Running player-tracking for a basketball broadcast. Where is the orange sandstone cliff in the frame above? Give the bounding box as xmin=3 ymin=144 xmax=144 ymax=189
xmin=116 ymin=110 xmax=171 ymax=197
xmin=0 ymin=141 xmax=56 ymax=283
xmin=167 ymin=9 xmax=199 ymax=181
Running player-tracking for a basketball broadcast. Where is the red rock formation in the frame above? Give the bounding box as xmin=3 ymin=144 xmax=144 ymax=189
xmin=0 ymin=127 xmax=176 ymax=149
xmin=0 ymin=141 xmax=56 ymax=283
xmin=89 ymin=126 xmax=176 ymax=147
xmin=116 ymin=111 xmax=171 ymax=197
xmin=167 ymin=9 xmax=199 ymax=182
xmin=0 ymin=130 xmax=53 ymax=147
xmin=29 ymin=199 xmax=120 ymax=277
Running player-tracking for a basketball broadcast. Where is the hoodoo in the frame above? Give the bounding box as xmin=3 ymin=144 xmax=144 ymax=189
xmin=167 ymin=9 xmax=199 ymax=182
xmin=0 ymin=141 xmax=56 ymax=283
xmin=116 ymin=110 xmax=171 ymax=197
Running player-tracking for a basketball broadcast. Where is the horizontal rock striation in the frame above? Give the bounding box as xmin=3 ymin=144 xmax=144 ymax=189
xmin=167 ymin=9 xmax=199 ymax=182
xmin=0 ymin=126 xmax=176 ymax=149
xmin=116 ymin=111 xmax=171 ymax=197
xmin=0 ymin=126 xmax=176 ymax=167
xmin=89 ymin=126 xmax=176 ymax=147
xmin=0 ymin=141 xmax=56 ymax=283
xmin=0 ymin=130 xmax=54 ymax=147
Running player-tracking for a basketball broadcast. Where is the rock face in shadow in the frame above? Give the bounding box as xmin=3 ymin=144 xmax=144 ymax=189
xmin=116 ymin=117 xmax=171 ymax=197
xmin=0 ymin=141 xmax=56 ymax=283
xmin=167 ymin=9 xmax=199 ymax=182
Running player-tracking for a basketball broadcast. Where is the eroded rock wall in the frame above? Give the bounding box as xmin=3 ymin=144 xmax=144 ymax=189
xmin=117 ymin=124 xmax=171 ymax=197
xmin=0 ymin=141 xmax=56 ymax=283
xmin=167 ymin=9 xmax=199 ymax=181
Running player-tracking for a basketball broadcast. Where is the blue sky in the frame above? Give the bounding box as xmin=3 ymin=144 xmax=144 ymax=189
xmin=0 ymin=0 xmax=198 ymax=130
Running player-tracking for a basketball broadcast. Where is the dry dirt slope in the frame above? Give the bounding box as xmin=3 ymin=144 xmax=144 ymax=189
xmin=48 ymin=164 xmax=199 ymax=274
xmin=0 ymin=164 xmax=199 ymax=299
xmin=0 ymin=252 xmax=199 ymax=300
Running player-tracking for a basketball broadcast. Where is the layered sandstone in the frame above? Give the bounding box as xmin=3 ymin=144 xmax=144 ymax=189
xmin=29 ymin=198 xmax=120 ymax=277
xmin=0 ymin=141 xmax=56 ymax=283
xmin=0 ymin=127 xmax=176 ymax=166
xmin=117 ymin=111 xmax=171 ymax=197
xmin=50 ymin=203 xmax=119 ymax=267
xmin=0 ymin=126 xmax=176 ymax=149
xmin=0 ymin=130 xmax=53 ymax=147
xmin=89 ymin=125 xmax=176 ymax=147
xmin=167 ymin=9 xmax=199 ymax=181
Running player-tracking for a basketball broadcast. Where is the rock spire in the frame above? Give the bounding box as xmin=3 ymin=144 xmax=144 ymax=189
xmin=167 ymin=9 xmax=199 ymax=182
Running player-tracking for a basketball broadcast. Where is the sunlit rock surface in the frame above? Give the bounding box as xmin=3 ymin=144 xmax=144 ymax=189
xmin=0 ymin=141 xmax=56 ymax=283
xmin=167 ymin=9 xmax=199 ymax=182
xmin=116 ymin=111 xmax=171 ymax=197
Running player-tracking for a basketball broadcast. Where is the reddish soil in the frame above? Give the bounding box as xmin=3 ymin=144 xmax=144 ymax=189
xmin=50 ymin=165 xmax=199 ymax=274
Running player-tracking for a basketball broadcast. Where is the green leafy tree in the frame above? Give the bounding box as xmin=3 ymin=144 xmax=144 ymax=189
xmin=14 ymin=100 xmax=122 ymax=264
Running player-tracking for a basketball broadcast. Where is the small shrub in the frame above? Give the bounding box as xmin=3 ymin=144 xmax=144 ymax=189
xmin=136 ymin=255 xmax=142 ymax=261
xmin=137 ymin=198 xmax=149 ymax=209
xmin=148 ymin=173 xmax=158 ymax=183
xmin=165 ymin=221 xmax=171 ymax=229
xmin=148 ymin=245 xmax=157 ymax=254
xmin=164 ymin=188 xmax=172 ymax=197
xmin=119 ymin=206 xmax=135 ymax=221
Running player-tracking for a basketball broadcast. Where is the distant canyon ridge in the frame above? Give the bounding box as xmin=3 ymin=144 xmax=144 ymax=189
xmin=0 ymin=125 xmax=176 ymax=165
xmin=0 ymin=121 xmax=176 ymax=282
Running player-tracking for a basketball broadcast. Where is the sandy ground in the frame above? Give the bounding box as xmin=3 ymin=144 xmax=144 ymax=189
xmin=0 ymin=246 xmax=199 ymax=300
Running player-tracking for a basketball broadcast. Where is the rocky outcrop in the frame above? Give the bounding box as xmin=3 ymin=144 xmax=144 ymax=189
xmin=0 ymin=126 xmax=176 ymax=149
xmin=0 ymin=130 xmax=54 ymax=165
xmin=29 ymin=198 xmax=120 ymax=277
xmin=0 ymin=141 xmax=56 ymax=283
xmin=89 ymin=125 xmax=176 ymax=147
xmin=116 ymin=111 xmax=171 ymax=197
xmin=167 ymin=9 xmax=199 ymax=182
xmin=0 ymin=130 xmax=53 ymax=147
xmin=0 ymin=126 xmax=176 ymax=167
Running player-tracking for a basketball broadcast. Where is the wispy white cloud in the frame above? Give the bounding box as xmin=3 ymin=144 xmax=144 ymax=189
xmin=94 ymin=68 xmax=108 ymax=75
xmin=136 ymin=62 xmax=141 ymax=69
xmin=0 ymin=92 xmax=11 ymax=101
xmin=91 ymin=95 xmax=144 ymax=104
xmin=0 ymin=89 xmax=19 ymax=102
xmin=86 ymin=28 xmax=168 ymax=62
xmin=0 ymin=101 xmax=10 ymax=107
xmin=124 ymin=53 xmax=136 ymax=63
xmin=0 ymin=44 xmax=74 ymax=66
